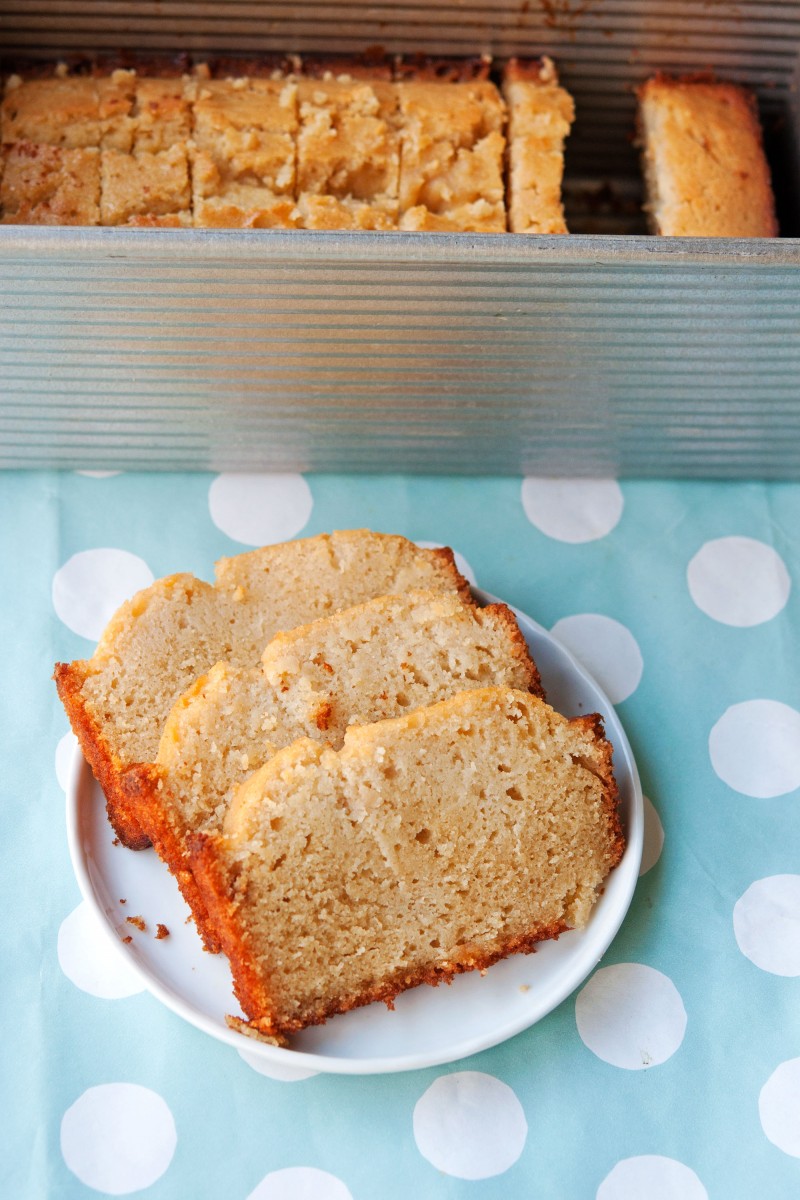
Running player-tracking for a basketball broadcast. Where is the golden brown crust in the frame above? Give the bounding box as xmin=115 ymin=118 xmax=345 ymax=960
xmin=121 ymin=765 xmax=222 ymax=951
xmin=190 ymin=830 xmax=570 ymax=1039
xmin=190 ymin=832 xmax=277 ymax=1014
xmin=300 ymin=54 xmax=393 ymax=82
xmin=502 ymin=56 xmax=560 ymax=86
xmin=483 ymin=601 xmax=546 ymax=699
xmin=394 ymin=55 xmax=492 ymax=83
xmin=427 ymin=545 xmax=474 ymax=606
xmin=201 ymin=54 xmax=299 ymax=80
xmin=53 ymin=661 xmax=152 ymax=850
xmin=571 ymin=711 xmax=626 ymax=870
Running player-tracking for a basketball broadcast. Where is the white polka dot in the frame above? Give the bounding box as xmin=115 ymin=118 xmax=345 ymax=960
xmin=709 ymin=700 xmax=800 ymax=799
xmin=415 ymin=541 xmax=477 ymax=586
xmin=640 ymin=795 xmax=664 ymax=877
xmin=760 ymin=1058 xmax=800 ymax=1157
xmin=550 ymin=614 xmax=643 ymax=704
xmin=597 ymin=1155 xmax=708 ymax=1200
xmin=734 ymin=875 xmax=800 ymax=976
xmin=208 ymin=473 xmax=313 ymax=546
xmin=237 ymin=1047 xmax=319 ymax=1081
xmin=61 ymin=1084 xmax=176 ymax=1194
xmin=576 ymin=964 xmax=687 ymax=1070
xmin=413 ymin=1071 xmax=527 ymax=1180
xmin=521 ymin=478 xmax=623 ymax=543
xmin=687 ymin=536 xmax=790 ymax=627
xmin=53 ymin=548 xmax=154 ymax=641
xmin=247 ymin=1167 xmax=352 ymax=1200
xmin=56 ymin=732 xmax=78 ymax=793
xmin=58 ymin=901 xmax=145 ymax=1000
xmin=75 ymin=470 xmax=122 ymax=478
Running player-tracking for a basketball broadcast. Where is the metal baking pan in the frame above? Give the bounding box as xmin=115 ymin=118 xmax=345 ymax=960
xmin=2 ymin=0 xmax=800 ymax=476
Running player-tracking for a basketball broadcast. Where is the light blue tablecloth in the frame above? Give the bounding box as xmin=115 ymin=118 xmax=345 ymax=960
xmin=3 ymin=470 xmax=800 ymax=1199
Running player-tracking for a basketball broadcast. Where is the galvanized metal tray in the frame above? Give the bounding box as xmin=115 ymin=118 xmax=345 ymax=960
xmin=2 ymin=0 xmax=800 ymax=476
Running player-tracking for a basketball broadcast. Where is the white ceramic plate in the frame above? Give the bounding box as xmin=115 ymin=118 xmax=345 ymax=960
xmin=67 ymin=590 xmax=643 ymax=1075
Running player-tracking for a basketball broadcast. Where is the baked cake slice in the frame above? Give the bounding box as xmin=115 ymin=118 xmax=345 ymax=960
xmin=637 ymin=75 xmax=778 ymax=237
xmin=54 ymin=531 xmax=470 ymax=849
xmin=190 ymin=686 xmax=624 ymax=1040
xmin=123 ymin=589 xmax=543 ymax=950
xmin=502 ymin=57 xmax=574 ymax=234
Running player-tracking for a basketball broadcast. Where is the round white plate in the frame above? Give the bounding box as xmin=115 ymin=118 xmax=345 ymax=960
xmin=67 ymin=590 xmax=643 ymax=1075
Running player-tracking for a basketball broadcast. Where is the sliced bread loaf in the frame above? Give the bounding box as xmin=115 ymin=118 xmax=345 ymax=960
xmin=125 ymin=589 xmax=543 ymax=950
xmin=190 ymin=686 xmax=624 ymax=1040
xmin=55 ymin=530 xmax=469 ymax=848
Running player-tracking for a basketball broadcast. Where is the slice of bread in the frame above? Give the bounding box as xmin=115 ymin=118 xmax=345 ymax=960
xmin=190 ymin=686 xmax=624 ymax=1040
xmin=502 ymin=57 xmax=575 ymax=235
xmin=124 ymin=589 xmax=543 ymax=950
xmin=637 ymin=75 xmax=777 ymax=237
xmin=54 ymin=530 xmax=470 ymax=849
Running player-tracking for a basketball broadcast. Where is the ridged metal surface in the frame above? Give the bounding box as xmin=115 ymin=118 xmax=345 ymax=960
xmin=3 ymin=229 xmax=800 ymax=476
xmin=2 ymin=2 xmax=800 ymax=475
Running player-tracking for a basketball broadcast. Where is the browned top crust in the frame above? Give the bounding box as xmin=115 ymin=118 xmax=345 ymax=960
xmin=503 ymin=57 xmax=561 ymax=86
xmin=300 ymin=53 xmax=393 ymax=81
xmin=394 ymin=54 xmax=492 ymax=83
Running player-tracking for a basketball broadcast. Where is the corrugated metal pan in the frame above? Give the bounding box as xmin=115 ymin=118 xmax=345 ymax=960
xmin=2 ymin=0 xmax=800 ymax=476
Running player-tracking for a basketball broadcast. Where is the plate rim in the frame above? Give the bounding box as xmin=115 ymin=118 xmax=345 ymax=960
xmin=66 ymin=589 xmax=644 ymax=1076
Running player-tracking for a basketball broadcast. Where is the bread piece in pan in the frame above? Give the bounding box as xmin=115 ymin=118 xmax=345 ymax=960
xmin=101 ymin=142 xmax=191 ymax=226
xmin=502 ymin=57 xmax=574 ymax=235
xmin=189 ymin=74 xmax=298 ymax=228
xmin=54 ymin=531 xmax=471 ymax=849
xmin=637 ymin=75 xmax=778 ymax=237
xmin=1 ymin=141 xmax=100 ymax=224
xmin=296 ymin=73 xmax=400 ymax=223
xmin=396 ymin=57 xmax=506 ymax=233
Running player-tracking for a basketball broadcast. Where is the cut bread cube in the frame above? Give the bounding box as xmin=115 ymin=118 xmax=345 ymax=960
xmin=190 ymin=75 xmax=297 ymax=227
xmin=54 ymin=531 xmax=471 ymax=848
xmin=133 ymin=77 xmax=192 ymax=153
xmin=1 ymin=142 xmax=100 ymax=224
xmin=397 ymin=74 xmax=506 ymax=232
xmin=502 ymin=57 xmax=574 ymax=235
xmin=296 ymin=76 xmax=399 ymax=204
xmin=100 ymin=143 xmax=191 ymax=225
xmin=190 ymin=686 xmax=624 ymax=1040
xmin=637 ymin=76 xmax=778 ymax=237
xmin=123 ymin=589 xmax=543 ymax=950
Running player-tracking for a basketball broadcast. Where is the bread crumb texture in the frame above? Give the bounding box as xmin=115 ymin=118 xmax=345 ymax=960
xmin=122 ymin=588 xmax=542 ymax=952
xmin=637 ymin=76 xmax=777 ymax=237
xmin=2 ymin=58 xmax=573 ymax=231
xmin=191 ymin=686 xmax=624 ymax=1039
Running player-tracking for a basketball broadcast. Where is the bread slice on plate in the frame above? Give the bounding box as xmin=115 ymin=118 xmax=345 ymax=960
xmin=124 ymin=589 xmax=543 ymax=950
xmin=636 ymin=75 xmax=778 ymax=237
xmin=54 ymin=530 xmax=470 ymax=849
xmin=190 ymin=686 xmax=624 ymax=1042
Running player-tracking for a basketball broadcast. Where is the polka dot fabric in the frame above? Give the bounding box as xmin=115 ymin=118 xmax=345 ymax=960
xmin=1 ymin=470 xmax=798 ymax=1197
